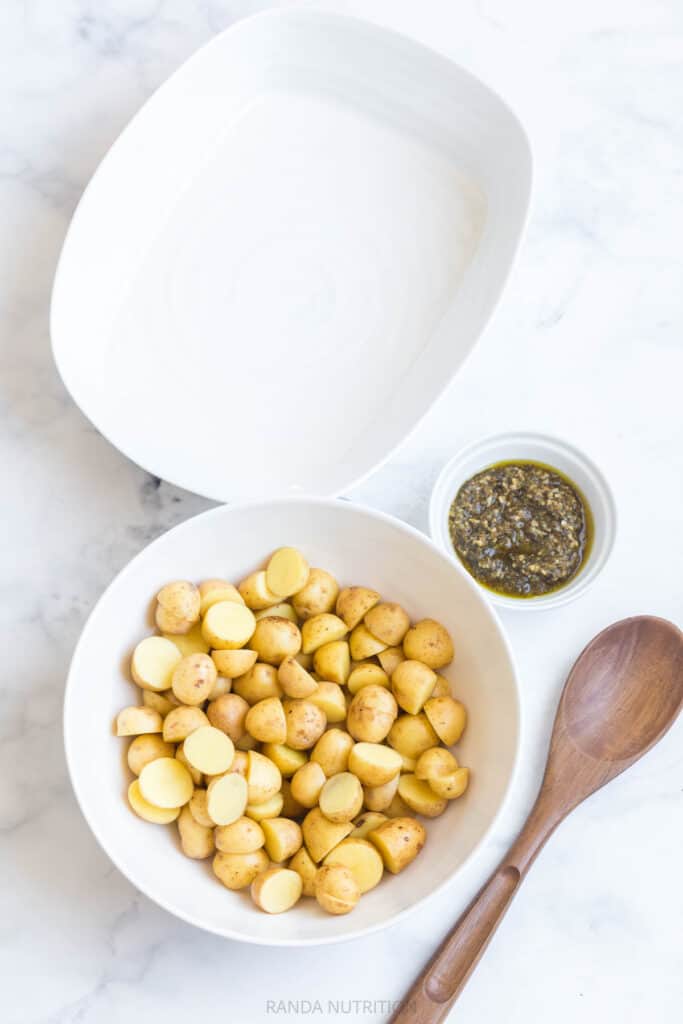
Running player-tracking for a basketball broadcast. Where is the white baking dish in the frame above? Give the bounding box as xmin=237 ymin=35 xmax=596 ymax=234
xmin=50 ymin=10 xmax=532 ymax=502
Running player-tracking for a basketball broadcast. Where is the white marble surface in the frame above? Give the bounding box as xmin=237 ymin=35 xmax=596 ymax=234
xmin=1 ymin=1 xmax=681 ymax=1022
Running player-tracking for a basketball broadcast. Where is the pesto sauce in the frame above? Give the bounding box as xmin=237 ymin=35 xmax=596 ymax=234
xmin=448 ymin=460 xmax=592 ymax=598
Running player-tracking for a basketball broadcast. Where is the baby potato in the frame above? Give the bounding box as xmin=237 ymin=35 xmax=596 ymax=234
xmin=351 ymin=811 xmax=388 ymax=840
xmin=431 ymin=675 xmax=451 ymax=698
xmin=314 ymin=864 xmax=360 ymax=915
xmin=289 ymin=846 xmax=318 ymax=896
xmin=127 ymin=780 xmax=180 ymax=824
xmin=183 ymin=726 xmax=235 ymax=775
xmin=255 ymin=602 xmax=298 ymax=624
xmin=280 ymin=779 xmax=305 ymax=819
xmin=363 ymin=774 xmax=399 ymax=812
xmin=246 ymin=792 xmax=284 ymax=821
xmin=157 ymin=581 xmax=200 ymax=623
xmin=391 ymin=660 xmax=437 ymax=716
xmin=162 ymin=705 xmax=209 ymax=743
xmin=233 ymin=663 xmax=283 ymax=705
xmin=199 ymin=579 xmax=244 ymax=615
xmin=211 ymin=648 xmax=257 ymax=678
xmin=202 ymin=601 xmax=256 ymax=651
xmin=387 ymin=713 xmax=439 ymax=759
xmin=127 ymin=734 xmax=175 ymax=775
xmin=251 ymin=867 xmax=303 ymax=914
xmin=415 ymin=747 xmax=459 ymax=783
xmin=403 ymin=618 xmax=454 ymax=669
xmin=323 ymin=837 xmax=384 ymax=894
xmin=377 ymin=646 xmax=405 ymax=676
xmin=141 ymin=689 xmax=177 ymax=717
xmin=207 ymin=693 xmax=249 ymax=742
xmin=138 ymin=756 xmax=194 ymax=808
xmin=213 ymin=848 xmax=269 ymax=890
xmin=423 ymin=696 xmax=467 ymax=746
xmin=303 ymin=808 xmax=353 ymax=862
xmin=250 ymin=617 xmax=301 ymax=666
xmin=283 ymin=699 xmax=326 ymax=750
xmin=177 ymin=805 xmax=215 ymax=859
xmin=246 ymin=750 xmax=282 ymax=805
xmin=261 ymin=743 xmax=307 ymax=777
xmin=301 ymin=613 xmax=348 ymax=654
xmin=278 ymin=655 xmax=318 ymax=699
xmin=313 ymin=641 xmax=350 ymax=686
xmin=290 ymin=761 xmax=327 ymax=808
xmin=368 ymin=817 xmax=426 ymax=874
xmin=176 ymin=742 xmax=203 ymax=785
xmin=319 ymin=772 xmax=363 ymax=823
xmin=131 ymin=636 xmax=182 ymax=692
xmin=207 ymin=771 xmax=248 ymax=825
xmin=206 ymin=675 xmax=231 ymax=701
xmin=215 ymin=816 xmax=265 ymax=854
xmin=171 ymin=653 xmax=217 ymax=706
xmin=348 ymin=742 xmax=402 ymax=786
xmin=311 ymin=729 xmax=354 ymax=777
xmin=346 ymin=685 xmax=398 ymax=743
xmin=429 ymin=766 xmax=470 ymax=800
xmin=162 ymin=622 xmax=210 ymax=657
xmin=308 ymin=681 xmax=346 ymax=723
xmin=188 ymin=788 xmax=214 ymax=827
xmin=266 ymin=547 xmax=310 ymax=598
xmin=349 ymin=624 xmax=387 ymax=661
xmin=155 ymin=605 xmax=194 ymax=636
xmin=238 ymin=570 xmax=280 ymax=610
xmin=399 ymin=752 xmax=417 ymax=773
xmin=398 ymin=774 xmax=448 ymax=818
xmin=292 ymin=568 xmax=339 ymax=620
xmin=364 ymin=602 xmax=410 ymax=647
xmin=336 ymin=587 xmax=380 ymax=630
xmin=347 ymin=663 xmax=389 ymax=694
xmin=262 ymin=817 xmax=303 ymax=861
xmin=245 ymin=697 xmax=287 ymax=744
xmin=116 ymin=706 xmax=163 ymax=737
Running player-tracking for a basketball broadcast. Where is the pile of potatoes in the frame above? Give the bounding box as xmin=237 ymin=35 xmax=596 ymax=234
xmin=115 ymin=547 xmax=469 ymax=916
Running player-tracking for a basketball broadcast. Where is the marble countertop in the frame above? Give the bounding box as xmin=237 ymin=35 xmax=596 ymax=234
xmin=2 ymin=1 xmax=681 ymax=1022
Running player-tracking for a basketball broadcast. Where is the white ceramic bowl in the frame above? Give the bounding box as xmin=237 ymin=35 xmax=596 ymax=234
xmin=64 ymin=497 xmax=520 ymax=945
xmin=430 ymin=433 xmax=617 ymax=610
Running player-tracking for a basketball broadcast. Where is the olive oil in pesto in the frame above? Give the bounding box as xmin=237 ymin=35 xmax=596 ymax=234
xmin=448 ymin=461 xmax=592 ymax=598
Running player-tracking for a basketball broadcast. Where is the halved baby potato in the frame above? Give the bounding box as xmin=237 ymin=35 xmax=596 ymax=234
xmin=138 ymin=756 xmax=194 ymax=809
xmin=368 ymin=817 xmax=426 ymax=874
xmin=319 ymin=772 xmax=363 ymax=823
xmin=423 ymin=696 xmax=467 ymax=746
xmin=308 ymin=681 xmax=347 ymax=723
xmin=246 ymin=750 xmax=282 ymax=805
xmin=251 ymin=867 xmax=303 ymax=914
xmin=347 ymin=663 xmax=389 ymax=694
xmin=292 ymin=568 xmax=339 ymax=620
xmin=266 ymin=547 xmax=310 ymax=598
xmin=302 ymin=807 xmax=353 ymax=862
xmin=171 ymin=653 xmax=217 ymax=706
xmin=398 ymin=774 xmax=448 ymax=818
xmin=323 ymin=837 xmax=384 ymax=893
xmin=313 ymin=640 xmax=350 ymax=686
xmin=202 ymin=601 xmax=256 ymax=651
xmin=215 ymin=816 xmax=265 ymax=854
xmin=348 ymin=742 xmax=402 ymax=786
xmin=261 ymin=817 xmax=303 ymax=861
xmin=199 ymin=579 xmax=244 ymax=615
xmin=213 ymin=848 xmax=269 ymax=890
xmin=311 ymin=729 xmax=354 ymax=777
xmin=210 ymin=648 xmax=257 ymax=678
xmin=391 ymin=660 xmax=437 ymax=716
xmin=349 ymin=624 xmax=387 ymax=661
xmin=127 ymin=733 xmax=174 ymax=775
xmin=183 ymin=726 xmax=235 ymax=776
xmin=260 ymin=742 xmax=307 ymax=777
xmin=245 ymin=697 xmax=287 ymax=744
xmin=177 ymin=805 xmax=215 ymax=859
xmin=131 ymin=636 xmax=182 ymax=692
xmin=290 ymin=761 xmax=326 ymax=809
xmin=336 ymin=587 xmax=380 ymax=630
xmin=128 ymin=780 xmax=181 ymax=824
xmin=364 ymin=602 xmax=410 ymax=647
xmin=162 ymin=705 xmax=209 ymax=743
xmin=116 ymin=706 xmax=163 ymax=737
xmin=238 ymin=570 xmax=280 ymax=610
xmin=207 ymin=771 xmax=248 ymax=825
xmin=301 ymin=614 xmax=348 ymax=655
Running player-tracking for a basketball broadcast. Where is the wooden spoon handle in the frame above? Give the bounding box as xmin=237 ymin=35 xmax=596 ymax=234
xmin=391 ymin=793 xmax=561 ymax=1024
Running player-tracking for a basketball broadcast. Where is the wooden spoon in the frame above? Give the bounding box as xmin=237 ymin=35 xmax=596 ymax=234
xmin=391 ymin=615 xmax=683 ymax=1024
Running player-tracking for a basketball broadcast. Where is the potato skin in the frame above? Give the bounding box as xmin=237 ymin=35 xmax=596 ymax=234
xmin=214 ymin=816 xmax=265 ymax=854
xmin=302 ymin=808 xmax=353 ymax=862
xmin=347 ymin=663 xmax=389 ymax=694
xmin=364 ymin=602 xmax=410 ymax=647
xmin=245 ymin=697 xmax=287 ymax=744
xmin=157 ymin=581 xmax=200 ymax=623
xmin=313 ymin=640 xmax=350 ymax=686
xmin=290 ymin=761 xmax=326 ymax=808
xmin=301 ymin=614 xmax=348 ymax=654
xmin=171 ymin=653 xmax=217 ymax=706
xmin=403 ymin=619 xmax=454 ymax=669
xmin=314 ymin=864 xmax=360 ymax=915
xmin=233 ymin=663 xmax=283 ymax=705
xmin=368 ymin=817 xmax=426 ymax=874
xmin=292 ymin=568 xmax=339 ymax=620
xmin=346 ymin=685 xmax=398 ymax=743
xmin=423 ymin=696 xmax=467 ymax=746
xmin=207 ymin=693 xmax=249 ymax=743
xmin=213 ymin=849 xmax=269 ymax=889
xmin=398 ymin=774 xmax=448 ymax=818
xmin=162 ymin=705 xmax=209 ymax=743
xmin=387 ymin=713 xmax=439 ymax=759
xmin=336 ymin=587 xmax=380 ymax=630
xmin=278 ymin=656 xmax=318 ymax=698
xmin=289 ymin=846 xmax=318 ymax=896
xmin=177 ymin=805 xmax=215 ymax=859
xmin=127 ymin=734 xmax=175 ymax=775
xmin=391 ymin=660 xmax=437 ymax=716
xmin=283 ymin=699 xmax=327 ymax=750
xmin=250 ymin=617 xmax=302 ymax=666
xmin=311 ymin=729 xmax=354 ymax=777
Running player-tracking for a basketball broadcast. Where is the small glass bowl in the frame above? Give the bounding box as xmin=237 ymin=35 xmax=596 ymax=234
xmin=429 ymin=432 xmax=617 ymax=610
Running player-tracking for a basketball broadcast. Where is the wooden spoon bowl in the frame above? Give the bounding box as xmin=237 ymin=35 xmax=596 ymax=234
xmin=392 ymin=616 xmax=683 ymax=1023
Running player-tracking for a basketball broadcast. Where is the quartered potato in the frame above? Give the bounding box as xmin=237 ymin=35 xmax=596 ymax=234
xmin=245 ymin=697 xmax=287 ymax=744
xmin=347 ymin=663 xmax=389 ymax=694
xmin=245 ymin=792 xmax=284 ymax=822
xmin=302 ymin=807 xmax=353 ymax=862
xmin=260 ymin=742 xmax=307 ymax=777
